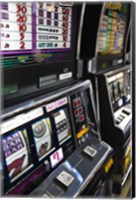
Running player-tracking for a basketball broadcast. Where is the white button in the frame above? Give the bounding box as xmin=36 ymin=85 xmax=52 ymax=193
xmin=83 ymin=145 xmax=97 ymax=158
xmin=56 ymin=170 xmax=74 ymax=187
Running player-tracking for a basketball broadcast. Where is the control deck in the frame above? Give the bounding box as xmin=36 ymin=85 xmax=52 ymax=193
xmin=31 ymin=138 xmax=113 ymax=197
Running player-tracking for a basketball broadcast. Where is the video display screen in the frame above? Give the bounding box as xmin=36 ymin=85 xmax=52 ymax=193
xmin=31 ymin=118 xmax=55 ymax=161
xmin=45 ymin=97 xmax=76 ymax=162
xmin=0 ymin=2 xmax=73 ymax=68
xmin=53 ymin=109 xmax=72 ymax=145
xmin=97 ymin=3 xmax=128 ymax=55
xmin=108 ymin=70 xmax=130 ymax=110
xmin=2 ymin=129 xmax=33 ymax=183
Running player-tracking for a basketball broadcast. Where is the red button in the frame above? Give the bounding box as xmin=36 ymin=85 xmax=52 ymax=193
xmin=77 ymin=99 xmax=81 ymax=106
xmin=78 ymin=106 xmax=83 ymax=114
xmin=73 ymin=100 xmax=79 ymax=108
xmin=79 ymin=114 xmax=84 ymax=122
xmin=74 ymin=109 xmax=79 ymax=117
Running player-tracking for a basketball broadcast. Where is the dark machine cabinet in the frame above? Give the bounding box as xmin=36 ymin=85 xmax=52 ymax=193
xmin=79 ymin=2 xmax=132 ymax=194
xmin=2 ymin=3 xmax=82 ymax=108
xmin=97 ymin=67 xmax=132 ymax=194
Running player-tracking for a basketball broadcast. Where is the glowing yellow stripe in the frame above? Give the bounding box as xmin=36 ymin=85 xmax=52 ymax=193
xmin=77 ymin=127 xmax=89 ymax=139
xmin=104 ymin=158 xmax=114 ymax=173
xmin=125 ymin=146 xmax=131 ymax=157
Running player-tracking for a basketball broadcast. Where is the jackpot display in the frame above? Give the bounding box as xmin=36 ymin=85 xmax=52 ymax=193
xmin=80 ymin=2 xmax=130 ymax=74
xmin=97 ymin=3 xmax=128 ymax=55
xmin=0 ymin=2 xmax=73 ymax=68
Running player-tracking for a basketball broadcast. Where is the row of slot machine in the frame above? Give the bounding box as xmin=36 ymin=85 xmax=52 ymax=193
xmin=80 ymin=2 xmax=132 ymax=195
xmin=0 ymin=1 xmax=133 ymax=198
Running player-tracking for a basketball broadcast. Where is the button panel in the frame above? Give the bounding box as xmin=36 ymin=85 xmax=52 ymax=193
xmin=71 ymin=94 xmax=88 ymax=146
xmin=116 ymin=107 xmax=131 ymax=125
xmin=72 ymin=97 xmax=85 ymax=124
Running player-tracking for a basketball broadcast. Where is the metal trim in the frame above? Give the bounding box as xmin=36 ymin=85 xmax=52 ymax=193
xmin=95 ymin=77 xmax=101 ymax=141
xmin=76 ymin=3 xmax=86 ymax=60
xmin=105 ymin=64 xmax=131 ymax=78
xmin=122 ymin=163 xmax=132 ymax=186
xmin=2 ymin=80 xmax=91 ymax=119
xmin=95 ymin=3 xmax=105 ymax=56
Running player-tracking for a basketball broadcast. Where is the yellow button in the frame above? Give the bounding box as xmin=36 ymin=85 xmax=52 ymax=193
xmin=77 ymin=127 xmax=89 ymax=139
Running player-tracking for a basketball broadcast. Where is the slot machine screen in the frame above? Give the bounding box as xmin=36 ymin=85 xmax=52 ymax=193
xmin=0 ymin=2 xmax=74 ymax=69
xmin=31 ymin=117 xmax=55 ymax=161
xmin=2 ymin=129 xmax=33 ymax=183
xmin=53 ymin=108 xmax=72 ymax=144
xmin=45 ymin=97 xmax=76 ymax=160
xmin=1 ymin=98 xmax=76 ymax=194
xmin=97 ymin=2 xmax=128 ymax=55
xmin=108 ymin=70 xmax=130 ymax=111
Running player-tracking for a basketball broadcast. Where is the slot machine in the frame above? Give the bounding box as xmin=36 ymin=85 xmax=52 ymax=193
xmin=80 ymin=2 xmax=132 ymax=194
xmin=0 ymin=2 xmax=114 ymax=197
xmin=1 ymin=80 xmax=113 ymax=196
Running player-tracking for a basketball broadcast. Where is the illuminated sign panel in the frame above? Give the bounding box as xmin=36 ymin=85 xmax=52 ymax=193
xmin=0 ymin=2 xmax=72 ymax=54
